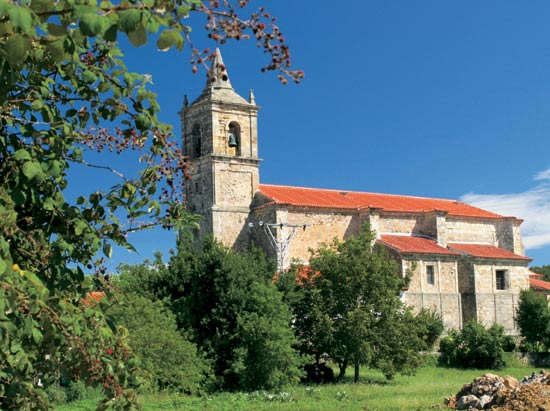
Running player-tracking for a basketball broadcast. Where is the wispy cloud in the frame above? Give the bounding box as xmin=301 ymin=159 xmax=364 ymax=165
xmin=534 ymin=167 xmax=550 ymax=181
xmin=461 ymin=175 xmax=550 ymax=251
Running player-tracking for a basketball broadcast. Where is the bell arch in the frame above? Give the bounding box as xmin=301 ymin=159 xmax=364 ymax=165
xmin=227 ymin=121 xmax=241 ymax=156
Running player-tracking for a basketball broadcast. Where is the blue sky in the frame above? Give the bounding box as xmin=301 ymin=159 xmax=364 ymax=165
xmin=70 ymin=1 xmax=550 ymax=268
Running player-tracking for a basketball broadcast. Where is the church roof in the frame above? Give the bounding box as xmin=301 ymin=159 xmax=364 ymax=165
xmin=529 ymin=272 xmax=550 ymax=291
xmin=448 ymin=243 xmax=532 ymax=261
xmin=379 ymin=235 xmax=460 ymax=256
xmin=258 ymin=184 xmax=506 ymax=219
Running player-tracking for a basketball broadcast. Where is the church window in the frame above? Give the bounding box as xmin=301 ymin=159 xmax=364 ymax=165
xmin=426 ymin=265 xmax=435 ymax=285
xmin=192 ymin=123 xmax=202 ymax=158
xmin=495 ymin=269 xmax=508 ymax=290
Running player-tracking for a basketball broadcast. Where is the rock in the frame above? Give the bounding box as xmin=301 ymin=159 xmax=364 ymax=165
xmin=503 ymin=376 xmax=519 ymax=389
xmin=478 ymin=394 xmax=493 ymax=409
xmin=456 ymin=395 xmax=482 ymax=410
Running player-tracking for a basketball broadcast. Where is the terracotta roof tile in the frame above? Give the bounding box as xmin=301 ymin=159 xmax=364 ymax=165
xmin=258 ymin=184 xmax=505 ymax=219
xmin=530 ymin=277 xmax=550 ymax=291
xmin=378 ymin=235 xmax=460 ymax=256
xmin=448 ymin=243 xmax=531 ymax=261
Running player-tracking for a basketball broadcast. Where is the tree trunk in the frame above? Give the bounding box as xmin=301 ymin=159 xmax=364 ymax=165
xmin=338 ymin=359 xmax=348 ymax=380
xmin=354 ymin=360 xmax=360 ymax=383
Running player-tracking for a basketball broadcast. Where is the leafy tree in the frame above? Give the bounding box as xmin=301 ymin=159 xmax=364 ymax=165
xmin=531 ymin=265 xmax=550 ymax=282
xmin=167 ymin=236 xmax=303 ymax=391
xmin=280 ymin=225 xmax=422 ymax=382
xmin=105 ymin=293 xmax=210 ymax=394
xmin=0 ymin=0 xmax=300 ymax=409
xmin=439 ymin=321 xmax=507 ymax=369
xmin=516 ymin=289 xmax=550 ymax=352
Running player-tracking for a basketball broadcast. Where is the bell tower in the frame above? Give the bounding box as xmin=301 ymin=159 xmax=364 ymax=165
xmin=180 ymin=48 xmax=260 ymax=249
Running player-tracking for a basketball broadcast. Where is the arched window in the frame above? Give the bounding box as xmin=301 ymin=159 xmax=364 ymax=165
xmin=228 ymin=122 xmax=241 ymax=155
xmin=192 ymin=123 xmax=202 ymax=158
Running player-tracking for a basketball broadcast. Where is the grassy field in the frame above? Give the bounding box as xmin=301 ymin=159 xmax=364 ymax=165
xmin=57 ymin=363 xmax=536 ymax=411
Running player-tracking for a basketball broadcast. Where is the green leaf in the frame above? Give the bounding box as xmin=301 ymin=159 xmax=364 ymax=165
xmin=45 ymin=37 xmax=66 ymax=62
xmin=157 ymin=29 xmax=183 ymax=52
xmin=47 ymin=22 xmax=66 ymax=36
xmin=8 ymin=5 xmax=33 ymax=35
xmin=22 ymin=161 xmax=45 ymax=182
xmin=31 ymin=99 xmax=44 ymax=110
xmin=3 ymin=34 xmax=31 ymax=66
xmin=118 ymin=9 xmax=142 ymax=33
xmin=79 ymin=13 xmax=102 ymax=37
xmin=103 ymin=242 xmax=112 ymax=259
xmin=0 ymin=259 xmax=6 ymax=275
xmin=127 ymin=24 xmax=147 ymax=47
xmin=14 ymin=149 xmax=31 ymax=161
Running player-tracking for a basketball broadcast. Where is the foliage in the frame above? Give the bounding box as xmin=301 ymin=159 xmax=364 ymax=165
xmin=105 ymin=293 xmax=210 ymax=394
xmin=530 ymin=265 xmax=550 ymax=282
xmin=516 ymin=289 xmax=550 ymax=352
xmin=119 ymin=236 xmax=303 ymax=391
xmin=412 ymin=308 xmax=445 ymax=351
xmin=0 ymin=0 xmax=301 ymax=408
xmin=279 ymin=225 xmax=422 ymax=382
xmin=439 ymin=321 xmax=507 ymax=369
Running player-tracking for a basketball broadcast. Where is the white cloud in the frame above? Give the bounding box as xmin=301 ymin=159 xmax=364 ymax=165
xmin=461 ymin=181 xmax=550 ymax=251
xmin=534 ymin=167 xmax=550 ymax=181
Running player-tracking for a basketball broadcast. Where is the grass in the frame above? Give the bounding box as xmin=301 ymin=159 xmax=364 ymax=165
xmin=56 ymin=362 xmax=536 ymax=411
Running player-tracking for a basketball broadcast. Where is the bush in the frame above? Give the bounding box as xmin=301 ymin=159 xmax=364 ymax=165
xmin=439 ymin=321 xmax=507 ymax=369
xmin=106 ymin=294 xmax=210 ymax=394
xmin=45 ymin=384 xmax=67 ymax=405
xmin=413 ymin=308 xmax=445 ymax=350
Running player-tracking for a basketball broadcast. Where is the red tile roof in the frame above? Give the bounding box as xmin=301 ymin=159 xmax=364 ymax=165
xmin=378 ymin=235 xmax=460 ymax=256
xmin=448 ymin=243 xmax=531 ymax=261
xmin=258 ymin=184 xmax=505 ymax=219
xmin=530 ymin=276 xmax=550 ymax=292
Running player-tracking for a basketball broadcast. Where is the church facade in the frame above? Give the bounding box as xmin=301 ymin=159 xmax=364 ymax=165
xmin=180 ymin=49 xmax=531 ymax=333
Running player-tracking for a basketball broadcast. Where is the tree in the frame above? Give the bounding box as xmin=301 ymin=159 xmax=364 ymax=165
xmin=105 ymin=293 xmax=210 ymax=394
xmin=280 ymin=225 xmax=422 ymax=382
xmin=531 ymin=265 xmax=550 ymax=282
xmin=119 ymin=236 xmax=303 ymax=391
xmin=516 ymin=289 xmax=550 ymax=352
xmin=168 ymin=237 xmax=302 ymax=391
xmin=0 ymin=1 xmax=300 ymax=409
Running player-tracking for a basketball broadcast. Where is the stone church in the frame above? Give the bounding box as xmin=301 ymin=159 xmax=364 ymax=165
xmin=180 ymin=49 xmax=531 ymax=333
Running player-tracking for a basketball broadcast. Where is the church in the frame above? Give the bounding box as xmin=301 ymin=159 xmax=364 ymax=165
xmin=180 ymin=49 xmax=532 ymax=333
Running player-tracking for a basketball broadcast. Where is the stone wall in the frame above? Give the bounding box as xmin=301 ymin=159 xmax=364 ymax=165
xmin=401 ymin=257 xmax=462 ymax=329
xmin=445 ymin=217 xmax=498 ymax=244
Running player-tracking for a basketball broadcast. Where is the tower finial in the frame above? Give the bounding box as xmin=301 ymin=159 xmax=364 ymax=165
xmin=249 ymin=89 xmax=256 ymax=105
xmin=206 ymin=47 xmax=233 ymax=89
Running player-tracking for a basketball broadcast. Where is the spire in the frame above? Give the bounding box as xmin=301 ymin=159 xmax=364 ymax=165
xmin=206 ymin=47 xmax=233 ymax=89
xmin=190 ymin=47 xmax=249 ymax=106
xmin=249 ymin=89 xmax=256 ymax=105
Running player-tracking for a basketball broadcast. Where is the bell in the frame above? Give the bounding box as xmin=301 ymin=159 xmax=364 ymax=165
xmin=228 ymin=132 xmax=238 ymax=147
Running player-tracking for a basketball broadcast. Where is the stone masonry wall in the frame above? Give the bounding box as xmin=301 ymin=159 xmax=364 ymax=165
xmin=445 ymin=217 xmax=498 ymax=244
xmin=402 ymin=257 xmax=462 ymax=329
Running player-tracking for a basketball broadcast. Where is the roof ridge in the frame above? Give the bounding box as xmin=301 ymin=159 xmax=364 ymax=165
xmin=259 ymin=183 xmax=460 ymax=203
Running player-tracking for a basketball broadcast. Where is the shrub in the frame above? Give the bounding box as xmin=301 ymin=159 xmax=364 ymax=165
xmin=413 ymin=308 xmax=445 ymax=350
xmin=106 ymin=294 xmax=210 ymax=394
xmin=45 ymin=384 xmax=67 ymax=405
xmin=439 ymin=321 xmax=507 ymax=369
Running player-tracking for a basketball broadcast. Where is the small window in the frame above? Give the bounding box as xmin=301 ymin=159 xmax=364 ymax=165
xmin=426 ymin=265 xmax=435 ymax=285
xmin=496 ymin=270 xmax=507 ymax=290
